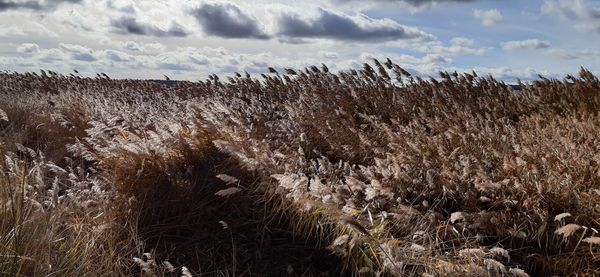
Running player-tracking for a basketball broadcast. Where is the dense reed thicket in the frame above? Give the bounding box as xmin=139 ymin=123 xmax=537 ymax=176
xmin=1 ymin=61 xmax=600 ymax=276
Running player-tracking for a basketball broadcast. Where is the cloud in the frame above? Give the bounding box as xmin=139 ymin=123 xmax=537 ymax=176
xmin=190 ymin=3 xmax=269 ymax=39
xmin=1 ymin=42 xmax=350 ymax=79
xmin=276 ymin=8 xmax=435 ymax=42
xmin=502 ymin=39 xmax=550 ymax=51
xmin=16 ymin=43 xmax=39 ymax=53
xmin=104 ymin=49 xmax=133 ymax=62
xmin=415 ymin=40 xmax=490 ymax=57
xmin=435 ymin=45 xmax=489 ymax=56
xmin=0 ymin=24 xmax=25 ymax=37
xmin=473 ymin=66 xmax=551 ymax=81
xmin=156 ymin=57 xmax=195 ymax=71
xmin=396 ymin=0 xmax=476 ymax=6
xmin=450 ymin=37 xmax=475 ymax=47
xmin=188 ymin=4 xmax=435 ymax=43
xmin=319 ymin=51 xmax=339 ymax=59
xmin=105 ymin=0 xmax=134 ymax=13
xmin=384 ymin=0 xmax=478 ymax=9
xmin=542 ymin=0 xmax=600 ymax=33
xmin=121 ymin=41 xmax=143 ymax=52
xmin=421 ymin=53 xmax=452 ymax=64
xmin=546 ymin=48 xmax=600 ymax=60
xmin=3 ymin=41 xmax=573 ymax=83
xmin=473 ymin=8 xmax=503 ymax=26
xmin=331 ymin=0 xmax=477 ymax=10
xmin=59 ymin=43 xmax=97 ymax=61
xmin=0 ymin=1 xmax=40 ymax=11
xmin=0 ymin=0 xmax=81 ymax=11
xmin=110 ymin=16 xmax=188 ymax=37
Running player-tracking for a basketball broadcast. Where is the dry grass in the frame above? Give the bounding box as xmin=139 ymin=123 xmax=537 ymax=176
xmin=0 ymin=142 xmax=133 ymax=276
xmin=1 ymin=62 xmax=600 ymax=276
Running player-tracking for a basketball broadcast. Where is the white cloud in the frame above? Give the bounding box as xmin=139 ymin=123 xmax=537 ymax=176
xmin=421 ymin=53 xmax=452 ymax=64
xmin=0 ymin=19 xmax=59 ymax=38
xmin=143 ymin=43 xmax=167 ymax=53
xmin=473 ymin=8 xmax=503 ymax=26
xmin=502 ymin=39 xmax=550 ymax=51
xmin=418 ymin=43 xmax=491 ymax=56
xmin=119 ymin=41 xmax=166 ymax=53
xmin=16 ymin=43 xmax=40 ymax=53
xmin=0 ymin=0 xmax=598 ymax=82
xmin=319 ymin=51 xmax=339 ymax=59
xmin=450 ymin=37 xmax=475 ymax=47
xmin=0 ymin=25 xmax=25 ymax=37
xmin=2 ymin=43 xmax=350 ymax=79
xmin=104 ymin=49 xmax=134 ymax=62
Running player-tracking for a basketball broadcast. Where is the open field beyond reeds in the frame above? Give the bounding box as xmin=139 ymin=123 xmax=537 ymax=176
xmin=1 ymin=61 xmax=600 ymax=276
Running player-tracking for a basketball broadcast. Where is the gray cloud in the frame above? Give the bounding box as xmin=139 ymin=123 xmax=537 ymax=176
xmin=0 ymin=0 xmax=81 ymax=11
xmin=0 ymin=1 xmax=40 ymax=11
xmin=542 ymin=0 xmax=600 ymax=33
xmin=110 ymin=17 xmax=188 ymax=37
xmin=332 ymin=0 xmax=476 ymax=8
xmin=546 ymin=48 xmax=600 ymax=60
xmin=157 ymin=62 xmax=194 ymax=71
xmin=190 ymin=3 xmax=269 ymax=39
xmin=104 ymin=50 xmax=133 ymax=62
xmin=121 ymin=41 xmax=143 ymax=52
xmin=277 ymin=8 xmax=434 ymax=42
xmin=59 ymin=43 xmax=96 ymax=61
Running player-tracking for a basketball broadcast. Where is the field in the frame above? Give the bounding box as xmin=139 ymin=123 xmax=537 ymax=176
xmin=1 ymin=61 xmax=600 ymax=276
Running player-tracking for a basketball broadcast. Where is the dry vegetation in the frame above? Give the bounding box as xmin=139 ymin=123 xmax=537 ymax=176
xmin=1 ymin=61 xmax=600 ymax=276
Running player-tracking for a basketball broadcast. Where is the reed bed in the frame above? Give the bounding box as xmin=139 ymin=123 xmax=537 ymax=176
xmin=1 ymin=61 xmax=599 ymax=276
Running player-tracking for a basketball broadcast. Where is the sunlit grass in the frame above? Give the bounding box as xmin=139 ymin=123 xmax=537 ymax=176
xmin=1 ymin=61 xmax=600 ymax=276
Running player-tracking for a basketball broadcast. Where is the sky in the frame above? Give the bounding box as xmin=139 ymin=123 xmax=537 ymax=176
xmin=0 ymin=0 xmax=599 ymax=82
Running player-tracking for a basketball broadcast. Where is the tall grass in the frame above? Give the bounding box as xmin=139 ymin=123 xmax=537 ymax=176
xmin=0 ymin=152 xmax=133 ymax=276
xmin=1 ymin=63 xmax=600 ymax=276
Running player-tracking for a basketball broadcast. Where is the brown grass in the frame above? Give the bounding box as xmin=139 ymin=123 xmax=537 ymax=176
xmin=1 ymin=63 xmax=600 ymax=276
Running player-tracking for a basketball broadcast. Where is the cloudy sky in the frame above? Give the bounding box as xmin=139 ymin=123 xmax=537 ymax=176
xmin=1 ymin=0 xmax=599 ymax=81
